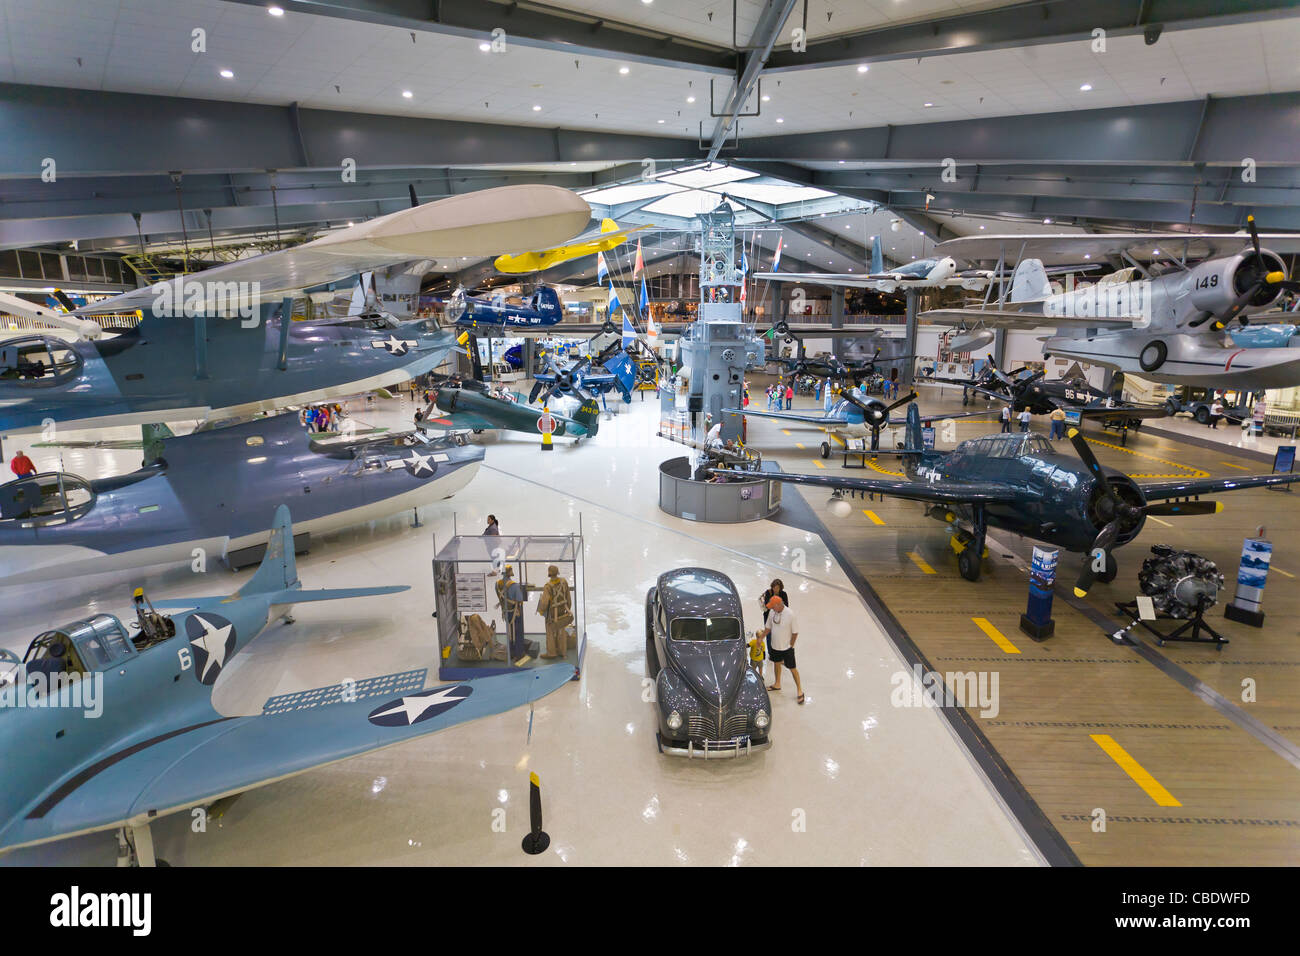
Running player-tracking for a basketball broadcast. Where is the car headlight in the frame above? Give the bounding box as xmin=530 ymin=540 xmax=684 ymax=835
xmin=753 ymin=709 xmax=769 ymax=730
xmin=666 ymin=710 xmax=683 ymax=731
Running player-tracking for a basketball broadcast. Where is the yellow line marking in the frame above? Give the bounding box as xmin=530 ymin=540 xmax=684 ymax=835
xmin=867 ymin=458 xmax=906 ymax=478
xmin=813 ymin=459 xmax=825 ymax=469
xmin=972 ymin=617 xmax=1021 ymax=654
xmin=1090 ymin=734 xmax=1181 ymax=807
xmin=908 ymin=551 xmax=937 ymax=574
xmin=1273 ymin=566 xmax=1295 ymax=579
xmin=795 ymin=442 xmax=805 ymax=449
xmin=1147 ymin=515 xmax=1173 ymax=528
xmin=863 ymin=509 xmax=885 ymax=525
xmin=1079 ymin=435 xmax=1208 ymax=479
xmin=781 ymin=429 xmax=791 ymax=436
xmin=1219 ymin=461 xmax=1249 ymax=471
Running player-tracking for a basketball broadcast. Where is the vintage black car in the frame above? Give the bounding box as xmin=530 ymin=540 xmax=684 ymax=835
xmin=645 ymin=567 xmax=771 ymax=758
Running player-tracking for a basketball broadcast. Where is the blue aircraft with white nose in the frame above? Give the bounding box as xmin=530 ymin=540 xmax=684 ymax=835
xmin=0 ymin=505 xmax=574 ymax=861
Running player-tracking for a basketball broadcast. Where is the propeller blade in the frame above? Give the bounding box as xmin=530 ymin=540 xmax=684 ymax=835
xmin=1066 ymin=427 xmax=1115 ymax=499
xmin=1247 ymin=214 xmax=1261 ymax=258
xmin=1074 ymin=520 xmax=1120 ymax=598
xmin=886 ymin=391 xmax=918 ymax=413
xmin=528 ymin=381 xmax=544 ymax=404
xmin=408 ymin=184 xmax=420 ymax=208
xmin=1143 ymin=499 xmax=1222 ymax=517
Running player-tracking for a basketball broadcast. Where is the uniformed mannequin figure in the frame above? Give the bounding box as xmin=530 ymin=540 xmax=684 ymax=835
xmin=495 ymin=566 xmax=529 ymax=665
xmin=538 ymin=564 xmax=573 ymax=659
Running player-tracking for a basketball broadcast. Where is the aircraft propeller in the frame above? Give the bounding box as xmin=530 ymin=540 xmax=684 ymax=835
xmin=445 ymin=286 xmax=469 ymax=322
xmin=1066 ymin=427 xmax=1220 ymax=597
xmin=529 ymin=354 xmax=594 ymax=405
xmin=1189 ymin=215 xmax=1300 ymax=329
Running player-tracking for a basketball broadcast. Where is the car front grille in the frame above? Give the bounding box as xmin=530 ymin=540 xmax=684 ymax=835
xmin=687 ymin=712 xmax=751 ymax=741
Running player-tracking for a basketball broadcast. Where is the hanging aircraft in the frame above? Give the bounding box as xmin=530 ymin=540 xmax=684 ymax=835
xmin=529 ymin=351 xmax=634 ymax=406
xmin=0 ymin=185 xmax=591 ymax=434
xmin=921 ymin=217 xmax=1300 ymax=389
xmin=444 ymin=285 xmax=565 ymax=331
xmin=754 ymin=235 xmax=995 ymax=293
xmin=423 ymin=384 xmax=601 ymax=442
xmin=764 ymin=321 xmax=898 ymax=382
xmin=492 ymin=217 xmax=652 ymax=274
xmin=717 ymin=405 xmax=1300 ymax=588
xmin=0 ymin=412 xmax=483 ymax=586
xmin=0 ymin=504 xmax=574 ymax=859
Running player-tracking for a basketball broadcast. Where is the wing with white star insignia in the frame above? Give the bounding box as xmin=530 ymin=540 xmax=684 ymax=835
xmin=0 ymin=665 xmax=574 ymax=852
xmin=371 ymin=335 xmax=418 ymax=356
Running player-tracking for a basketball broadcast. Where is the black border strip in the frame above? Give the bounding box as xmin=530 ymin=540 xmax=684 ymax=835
xmin=774 ymin=483 xmax=1082 ymax=866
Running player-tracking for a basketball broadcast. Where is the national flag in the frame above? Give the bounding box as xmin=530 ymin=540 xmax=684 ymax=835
xmin=622 ymin=311 xmax=636 ymax=349
xmin=639 ymin=275 xmax=649 ymax=314
xmin=596 ymin=250 xmax=609 ymax=283
xmin=607 ymin=279 xmax=621 ymax=317
xmin=634 ymin=238 xmax=645 ymax=277
xmin=772 ymin=236 xmax=783 ymax=272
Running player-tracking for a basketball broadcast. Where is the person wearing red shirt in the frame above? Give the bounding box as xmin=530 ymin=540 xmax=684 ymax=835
xmin=9 ymin=450 xmax=37 ymax=477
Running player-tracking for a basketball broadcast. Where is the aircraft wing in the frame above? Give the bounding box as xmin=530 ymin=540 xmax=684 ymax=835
xmin=721 ymin=467 xmax=1026 ymax=505
xmin=724 ymin=407 xmax=845 ymax=427
xmin=920 ymin=307 xmax=1135 ymax=329
xmin=936 ymin=232 xmax=1300 ymax=264
xmin=422 ymin=409 xmax=509 ymax=430
xmin=1139 ymin=472 xmax=1300 ymax=500
xmin=1073 ymin=402 xmax=1168 ymax=421
xmin=76 ymin=185 xmax=591 ymax=315
xmin=0 ymin=665 xmax=572 ymax=852
xmin=752 ymin=271 xmax=983 ymax=290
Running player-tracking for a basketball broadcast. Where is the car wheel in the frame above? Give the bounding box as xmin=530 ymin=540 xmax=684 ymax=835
xmin=1194 ymin=406 xmax=1210 ymax=424
xmin=958 ymin=548 xmax=981 ymax=582
xmin=1139 ymin=340 xmax=1167 ymax=372
xmin=820 ymin=441 xmax=830 ymax=458
xmin=1164 ymin=398 xmax=1179 ymax=416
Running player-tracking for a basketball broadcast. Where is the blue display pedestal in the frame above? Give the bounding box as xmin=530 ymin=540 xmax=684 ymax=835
xmin=1020 ymin=546 xmax=1058 ymax=640
xmin=1224 ymin=537 xmax=1270 ymax=628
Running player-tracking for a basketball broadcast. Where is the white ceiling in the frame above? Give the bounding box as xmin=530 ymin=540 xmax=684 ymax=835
xmin=2 ymin=0 xmax=1297 ymax=140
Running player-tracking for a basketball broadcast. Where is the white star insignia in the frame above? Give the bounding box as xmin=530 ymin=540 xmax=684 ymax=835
xmin=404 ymin=450 xmax=433 ymax=475
xmin=190 ymin=615 xmax=234 ymax=682
xmin=370 ymin=685 xmax=466 ymax=725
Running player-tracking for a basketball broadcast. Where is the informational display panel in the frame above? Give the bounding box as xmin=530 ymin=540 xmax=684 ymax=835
xmin=455 ymin=572 xmax=488 ymax=613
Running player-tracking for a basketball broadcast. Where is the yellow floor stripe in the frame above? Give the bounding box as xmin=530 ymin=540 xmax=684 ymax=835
xmin=782 ymin=429 xmax=791 ymax=436
xmin=1090 ymin=734 xmax=1182 ymax=807
xmin=1147 ymin=515 xmax=1173 ymax=528
xmin=1220 ymin=461 xmax=1249 ymax=470
xmin=1273 ymin=566 xmax=1295 ymax=579
xmin=795 ymin=442 xmax=805 ymax=449
xmin=813 ymin=460 xmax=825 ymax=469
xmin=908 ymin=551 xmax=937 ymax=574
xmin=867 ymin=458 xmax=905 ymax=478
xmin=863 ymin=509 xmax=885 ymax=525
xmin=972 ymin=617 xmax=1021 ymax=654
xmin=1080 ymin=435 xmax=1208 ymax=479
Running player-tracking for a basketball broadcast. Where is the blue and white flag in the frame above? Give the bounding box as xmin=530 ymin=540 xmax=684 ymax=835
xmin=622 ymin=312 xmax=636 ymax=349
xmin=639 ymin=275 xmax=649 ymax=314
xmin=596 ymin=250 xmax=609 ymax=284
xmin=607 ymin=279 xmax=621 ymax=317
xmin=771 ymin=236 xmax=783 ymax=272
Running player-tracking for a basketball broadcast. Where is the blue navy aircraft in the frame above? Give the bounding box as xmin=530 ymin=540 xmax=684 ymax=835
xmin=0 ymin=505 xmax=573 ymax=860
xmin=721 ymin=404 xmax=1300 ymax=591
xmin=529 ymin=350 xmax=634 ymax=406
xmin=0 ymin=413 xmax=482 ymax=586
xmin=0 ymin=184 xmax=591 ymax=433
xmin=445 ymin=284 xmax=565 ymax=331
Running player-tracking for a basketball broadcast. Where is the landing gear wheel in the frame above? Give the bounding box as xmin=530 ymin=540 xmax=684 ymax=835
xmin=1096 ymin=552 xmax=1118 ymax=584
xmin=1139 ymin=340 xmax=1168 ymax=372
xmin=820 ymin=442 xmax=831 ymax=459
xmin=958 ymin=548 xmax=981 ymax=582
xmin=1164 ymin=397 xmax=1179 ymax=416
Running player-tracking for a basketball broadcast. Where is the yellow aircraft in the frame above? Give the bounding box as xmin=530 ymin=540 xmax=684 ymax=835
xmin=493 ymin=218 xmax=652 ymax=274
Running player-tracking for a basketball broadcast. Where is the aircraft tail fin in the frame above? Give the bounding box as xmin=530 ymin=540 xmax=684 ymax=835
xmin=603 ymin=350 xmax=636 ymax=403
xmin=571 ymin=397 xmax=601 ymax=436
xmin=534 ymin=285 xmax=562 ymax=318
xmin=1010 ymin=258 xmax=1052 ymax=302
xmin=239 ymin=505 xmax=300 ymax=597
xmin=457 ymin=330 xmax=486 ymax=382
xmin=871 ymin=235 xmax=884 ymax=275
xmin=900 ymin=403 xmax=927 ymax=468
xmin=599 ymin=218 xmax=619 ymax=233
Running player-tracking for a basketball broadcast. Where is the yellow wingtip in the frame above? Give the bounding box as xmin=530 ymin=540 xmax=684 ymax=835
xmin=1215 ymin=501 xmax=1224 ymax=513
xmin=529 ymin=771 xmax=541 ymax=787
xmin=1073 ymin=587 xmax=1088 ymax=598
xmin=599 ymin=218 xmax=618 ymax=233
xmin=1248 ymin=214 xmax=1256 ymax=223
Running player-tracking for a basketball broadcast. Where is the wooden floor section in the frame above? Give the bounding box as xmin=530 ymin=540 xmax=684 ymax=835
xmin=750 ymin=389 xmax=1300 ymax=866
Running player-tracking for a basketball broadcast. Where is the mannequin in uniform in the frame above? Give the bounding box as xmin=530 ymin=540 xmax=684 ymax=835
xmin=538 ymin=564 xmax=574 ymax=659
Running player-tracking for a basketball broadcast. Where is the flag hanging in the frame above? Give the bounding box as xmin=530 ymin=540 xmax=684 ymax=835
xmin=772 ymin=235 xmax=783 ymax=272
xmin=639 ymin=274 xmax=649 ymax=314
xmin=607 ymin=279 xmax=621 ymax=317
xmin=596 ymin=250 xmax=609 ymax=283
xmin=621 ymin=311 xmax=636 ymax=349
xmin=633 ymin=238 xmax=645 ymax=277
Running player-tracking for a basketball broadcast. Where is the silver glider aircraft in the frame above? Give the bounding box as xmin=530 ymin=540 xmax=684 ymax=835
xmin=922 ymin=218 xmax=1300 ymax=389
xmin=0 ymin=412 xmax=482 ymax=585
xmin=755 ymin=235 xmax=993 ymax=293
xmin=0 ymin=185 xmax=591 ymax=433
xmin=0 ymin=505 xmax=574 ymax=859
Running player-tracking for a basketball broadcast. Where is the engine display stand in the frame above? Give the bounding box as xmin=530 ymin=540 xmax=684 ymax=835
xmin=1113 ymin=597 xmax=1229 ymax=650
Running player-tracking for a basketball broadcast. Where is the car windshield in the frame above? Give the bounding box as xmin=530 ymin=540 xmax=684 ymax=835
xmin=670 ymin=617 xmax=741 ymax=642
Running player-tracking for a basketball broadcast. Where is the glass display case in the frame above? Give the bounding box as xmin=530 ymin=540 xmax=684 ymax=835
xmin=432 ymin=530 xmax=585 ymax=681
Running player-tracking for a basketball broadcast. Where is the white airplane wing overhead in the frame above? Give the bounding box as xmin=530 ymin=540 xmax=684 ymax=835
xmin=77 ymin=184 xmax=591 ymax=315
xmin=921 ymin=307 xmax=1135 ymax=329
xmin=937 ymin=232 xmax=1300 ymax=264
xmin=753 ymin=272 xmax=985 ymax=290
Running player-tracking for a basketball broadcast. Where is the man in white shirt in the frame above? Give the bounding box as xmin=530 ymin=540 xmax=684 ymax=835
xmin=1017 ymin=408 xmax=1032 ymax=433
xmin=1000 ymin=405 xmax=1012 ymax=433
xmin=757 ymin=596 xmax=805 ymax=705
xmin=1210 ymin=399 xmax=1224 ymax=429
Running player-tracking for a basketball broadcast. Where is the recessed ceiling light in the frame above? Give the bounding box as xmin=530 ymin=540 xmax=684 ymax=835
xmin=657 ymin=119 xmax=665 ymax=123
xmin=268 ymin=5 xmax=284 ymax=15
xmin=219 ymin=69 xmax=234 ymax=79
xmin=479 ymin=42 xmax=491 ymax=52
xmin=619 ymin=66 xmax=630 ymax=75
xmin=1083 ymin=253 xmax=1091 ymax=259
xmin=923 ymin=102 xmax=934 ymax=108
xmin=1080 ymin=83 xmax=1092 ymax=91
xmin=776 ymin=117 xmax=784 ymax=123
xmin=1043 ymin=217 xmax=1052 ymax=224
xmin=402 ymin=90 xmax=413 ymax=98
xmin=979 ymin=225 xmax=985 ymax=230
xmin=1152 ymin=248 xmax=1160 ymax=255
xmin=686 ymin=95 xmax=696 ymax=103
xmin=761 ymin=94 xmax=770 ymax=102
xmin=857 ymin=64 xmax=868 ymax=74
xmin=532 ymin=104 xmax=542 ymax=111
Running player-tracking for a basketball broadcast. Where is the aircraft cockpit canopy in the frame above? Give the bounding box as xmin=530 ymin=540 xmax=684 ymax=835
xmin=0 ymin=335 xmax=83 ymax=385
xmin=22 ymin=614 xmax=135 ymax=681
xmin=0 ymin=472 xmax=95 ymax=526
xmin=959 ymin=433 xmax=1056 ymax=459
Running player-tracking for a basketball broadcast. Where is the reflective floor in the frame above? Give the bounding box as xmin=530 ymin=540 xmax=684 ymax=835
xmin=1 ymin=393 xmax=1036 ymax=866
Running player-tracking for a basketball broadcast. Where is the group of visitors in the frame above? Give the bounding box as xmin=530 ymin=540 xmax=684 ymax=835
xmin=302 ymin=403 xmax=345 ymax=433
xmin=764 ymin=382 xmax=794 ymax=410
xmin=749 ymin=578 xmax=805 ymax=705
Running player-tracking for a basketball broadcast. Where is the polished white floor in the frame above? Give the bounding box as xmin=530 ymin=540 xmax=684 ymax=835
xmin=2 ymin=393 xmax=1037 ymax=866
